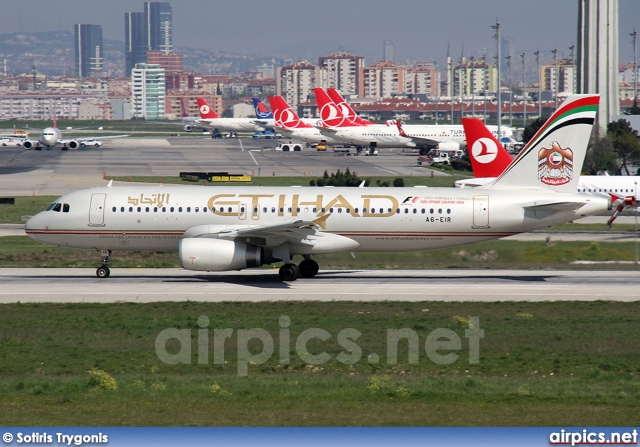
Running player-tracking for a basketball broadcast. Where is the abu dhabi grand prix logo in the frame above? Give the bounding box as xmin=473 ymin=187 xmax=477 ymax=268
xmin=320 ymin=102 xmax=346 ymax=127
xmin=471 ymin=137 xmax=499 ymax=164
xmin=199 ymin=104 xmax=211 ymax=116
xmin=274 ymin=108 xmax=302 ymax=129
xmin=538 ymin=141 xmax=574 ymax=186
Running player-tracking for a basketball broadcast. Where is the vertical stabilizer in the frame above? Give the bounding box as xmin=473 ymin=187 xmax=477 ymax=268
xmin=488 ymin=95 xmax=599 ymax=192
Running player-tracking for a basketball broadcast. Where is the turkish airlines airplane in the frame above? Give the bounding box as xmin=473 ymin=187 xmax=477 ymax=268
xmin=25 ymin=95 xmax=612 ymax=281
xmin=314 ymin=88 xmax=513 ymax=155
xmin=268 ymin=96 xmax=343 ymax=145
xmin=22 ymin=122 xmax=129 ymax=150
xmin=195 ymin=98 xmax=276 ymax=133
xmin=457 ymin=116 xmax=638 ymax=222
xmin=326 ymin=88 xmax=376 ymax=125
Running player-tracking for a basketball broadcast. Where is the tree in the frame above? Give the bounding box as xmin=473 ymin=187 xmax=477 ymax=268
xmin=393 ymin=177 xmax=405 ymax=187
xmin=522 ymin=117 xmax=545 ymax=144
xmin=607 ymin=119 xmax=640 ymax=175
xmin=584 ymin=135 xmax=618 ymax=175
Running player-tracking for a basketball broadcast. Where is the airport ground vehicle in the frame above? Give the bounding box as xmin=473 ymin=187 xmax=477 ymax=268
xmin=275 ymin=142 xmax=303 ymax=151
xmin=316 ymin=141 xmax=328 ymax=151
xmin=80 ymin=139 xmax=103 ymax=147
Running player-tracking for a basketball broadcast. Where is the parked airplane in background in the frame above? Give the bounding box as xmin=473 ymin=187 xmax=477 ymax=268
xmin=22 ymin=122 xmax=129 ymax=150
xmin=195 ymin=98 xmax=278 ymax=133
xmin=459 ymin=115 xmax=638 ymax=223
xmin=269 ymin=96 xmax=343 ymax=146
xmin=25 ymin=94 xmax=611 ymax=281
xmin=326 ymin=88 xmax=376 ymax=125
xmin=314 ymin=88 xmax=513 ymax=155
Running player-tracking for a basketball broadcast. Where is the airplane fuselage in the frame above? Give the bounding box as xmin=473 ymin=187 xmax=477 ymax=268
xmin=26 ymin=185 xmax=607 ymax=255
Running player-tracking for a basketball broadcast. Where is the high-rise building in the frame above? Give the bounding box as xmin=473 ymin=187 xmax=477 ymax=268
xmin=318 ymin=51 xmax=365 ymax=97
xmin=578 ymin=0 xmax=619 ymax=130
xmin=131 ymin=63 xmax=165 ymax=119
xmin=125 ymin=12 xmax=147 ymax=76
xmin=542 ymin=59 xmax=576 ymax=94
xmin=383 ymin=40 xmax=394 ymax=63
xmin=277 ymin=61 xmax=318 ymax=108
xmin=452 ymin=59 xmax=497 ymax=97
xmin=74 ymin=24 xmax=103 ymax=78
xmin=404 ymin=63 xmax=440 ymax=97
xmin=145 ymin=2 xmax=172 ymax=54
xmin=362 ymin=61 xmax=404 ymax=98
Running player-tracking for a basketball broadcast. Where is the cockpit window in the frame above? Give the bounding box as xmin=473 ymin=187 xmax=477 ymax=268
xmin=46 ymin=203 xmax=57 ymax=211
xmin=63 ymin=204 xmax=70 ymax=213
xmin=52 ymin=203 xmax=62 ymax=212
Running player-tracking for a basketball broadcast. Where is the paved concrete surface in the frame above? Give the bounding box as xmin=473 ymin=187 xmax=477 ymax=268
xmin=0 ymin=268 xmax=638 ymax=303
xmin=0 ymin=137 xmax=444 ymax=196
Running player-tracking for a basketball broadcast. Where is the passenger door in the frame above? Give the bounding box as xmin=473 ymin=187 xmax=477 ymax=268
xmin=89 ymin=193 xmax=106 ymax=227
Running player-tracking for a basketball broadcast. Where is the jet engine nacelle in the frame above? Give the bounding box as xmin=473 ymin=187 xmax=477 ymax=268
xmin=67 ymin=140 xmax=80 ymax=149
xmin=23 ymin=140 xmax=34 ymax=149
xmin=436 ymin=141 xmax=460 ymax=152
xmin=183 ymin=124 xmax=193 ymax=132
xmin=178 ymin=238 xmax=263 ymax=271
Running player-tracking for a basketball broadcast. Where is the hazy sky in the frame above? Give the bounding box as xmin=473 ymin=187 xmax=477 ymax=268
xmin=3 ymin=0 xmax=640 ymax=63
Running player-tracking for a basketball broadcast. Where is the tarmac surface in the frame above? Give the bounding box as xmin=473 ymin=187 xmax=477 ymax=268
xmin=0 ymin=268 xmax=638 ymax=303
xmin=0 ymin=136 xmax=443 ymax=196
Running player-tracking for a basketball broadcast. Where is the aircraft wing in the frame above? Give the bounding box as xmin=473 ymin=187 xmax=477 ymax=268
xmin=403 ymin=135 xmax=439 ymax=147
xmin=185 ymin=219 xmax=327 ymax=247
xmin=79 ymin=134 xmax=130 ymax=141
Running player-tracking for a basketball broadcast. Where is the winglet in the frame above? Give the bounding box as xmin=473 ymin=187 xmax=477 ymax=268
xmin=107 ymin=179 xmax=113 ymax=187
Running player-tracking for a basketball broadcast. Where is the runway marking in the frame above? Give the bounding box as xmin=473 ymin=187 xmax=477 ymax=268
xmin=248 ymin=151 xmax=259 ymax=165
xmin=238 ymin=139 xmax=244 ymax=151
xmin=375 ymin=167 xmax=398 ymax=175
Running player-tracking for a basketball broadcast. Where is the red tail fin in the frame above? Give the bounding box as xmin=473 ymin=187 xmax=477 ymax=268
xmin=327 ymin=88 xmax=375 ymax=125
xmin=461 ymin=118 xmax=513 ymax=178
xmin=196 ymin=98 xmax=219 ymax=119
xmin=269 ymin=96 xmax=311 ymax=129
xmin=314 ymin=88 xmax=359 ymax=128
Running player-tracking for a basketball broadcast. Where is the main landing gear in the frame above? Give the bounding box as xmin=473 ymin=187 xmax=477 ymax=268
xmin=278 ymin=257 xmax=319 ymax=281
xmin=96 ymin=249 xmax=111 ymax=278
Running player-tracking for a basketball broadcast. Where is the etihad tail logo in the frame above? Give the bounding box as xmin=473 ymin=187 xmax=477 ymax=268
xmin=538 ymin=142 xmax=573 ymax=186
xmin=471 ymin=137 xmax=499 ymax=164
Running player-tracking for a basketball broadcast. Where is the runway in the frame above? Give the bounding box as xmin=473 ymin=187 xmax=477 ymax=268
xmin=0 ymin=137 xmax=443 ymax=196
xmin=0 ymin=268 xmax=638 ymax=303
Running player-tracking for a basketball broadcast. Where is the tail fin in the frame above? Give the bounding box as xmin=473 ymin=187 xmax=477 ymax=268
xmin=461 ymin=118 xmax=513 ymax=178
xmin=488 ymin=94 xmax=599 ymax=192
xmin=268 ymin=96 xmax=312 ymax=129
xmin=252 ymin=98 xmax=273 ymax=119
xmin=196 ymin=98 xmax=219 ymax=119
xmin=327 ymin=88 xmax=375 ymax=125
xmin=314 ymin=88 xmax=360 ymax=128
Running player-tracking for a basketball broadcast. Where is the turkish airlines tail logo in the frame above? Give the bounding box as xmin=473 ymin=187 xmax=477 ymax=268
xmin=196 ymin=98 xmax=219 ymax=119
xmin=538 ymin=142 xmax=574 ymax=186
xmin=471 ymin=138 xmax=499 ymax=164
xmin=269 ymin=96 xmax=309 ymax=129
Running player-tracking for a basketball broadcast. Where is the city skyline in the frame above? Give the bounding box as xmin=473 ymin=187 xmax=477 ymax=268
xmin=3 ymin=0 xmax=640 ymax=64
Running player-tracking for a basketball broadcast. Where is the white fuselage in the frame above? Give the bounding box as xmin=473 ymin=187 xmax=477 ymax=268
xmin=195 ymin=118 xmax=270 ymax=133
xmin=320 ymin=124 xmax=512 ymax=149
xmin=279 ymin=127 xmax=343 ymax=145
xmin=25 ymin=185 xmax=608 ymax=256
xmin=40 ymin=127 xmax=63 ymax=147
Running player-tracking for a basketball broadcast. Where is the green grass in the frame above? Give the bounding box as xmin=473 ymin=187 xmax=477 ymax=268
xmin=0 ymin=237 xmax=638 ymax=269
xmin=0 ymin=196 xmax=59 ymax=223
xmin=0 ymin=301 xmax=638 ymax=425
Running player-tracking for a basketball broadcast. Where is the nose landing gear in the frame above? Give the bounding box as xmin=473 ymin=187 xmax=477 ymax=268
xmin=96 ymin=249 xmax=111 ymax=278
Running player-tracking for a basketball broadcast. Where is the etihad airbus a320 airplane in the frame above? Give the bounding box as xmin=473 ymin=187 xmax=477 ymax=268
xmin=26 ymin=95 xmax=611 ymax=281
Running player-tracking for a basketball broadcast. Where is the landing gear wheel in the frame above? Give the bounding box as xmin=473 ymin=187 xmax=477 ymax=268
xmin=97 ymin=249 xmax=111 ymax=279
xmin=96 ymin=267 xmax=110 ymax=278
xmin=299 ymin=259 xmax=319 ymax=278
xmin=279 ymin=264 xmax=300 ymax=281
